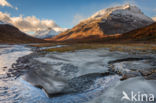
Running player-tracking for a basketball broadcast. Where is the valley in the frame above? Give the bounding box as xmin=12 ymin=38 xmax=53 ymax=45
xmin=0 ymin=3 xmax=156 ymax=103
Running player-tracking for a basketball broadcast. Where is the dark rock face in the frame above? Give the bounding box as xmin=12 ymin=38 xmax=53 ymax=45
xmin=99 ymin=15 xmax=153 ymax=35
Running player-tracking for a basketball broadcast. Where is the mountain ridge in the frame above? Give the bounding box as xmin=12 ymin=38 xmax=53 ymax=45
xmin=49 ymin=4 xmax=154 ymax=41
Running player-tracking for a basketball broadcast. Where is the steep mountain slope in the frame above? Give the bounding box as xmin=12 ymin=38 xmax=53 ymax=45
xmin=50 ymin=4 xmax=154 ymax=41
xmin=0 ymin=24 xmax=45 ymax=43
xmin=118 ymin=22 xmax=156 ymax=41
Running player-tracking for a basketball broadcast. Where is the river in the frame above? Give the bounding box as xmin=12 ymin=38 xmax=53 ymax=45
xmin=0 ymin=44 xmax=156 ymax=103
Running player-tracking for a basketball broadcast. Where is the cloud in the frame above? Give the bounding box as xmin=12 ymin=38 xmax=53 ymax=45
xmin=152 ymin=16 xmax=156 ymax=21
xmin=72 ymin=14 xmax=86 ymax=25
xmin=0 ymin=11 xmax=64 ymax=33
xmin=0 ymin=0 xmax=13 ymax=7
xmin=0 ymin=0 xmax=18 ymax=10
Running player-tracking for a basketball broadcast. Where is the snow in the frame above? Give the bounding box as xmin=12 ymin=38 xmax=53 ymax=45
xmin=0 ymin=20 xmax=13 ymax=26
xmin=29 ymin=27 xmax=67 ymax=39
xmin=32 ymin=28 xmax=59 ymax=39
xmin=0 ymin=21 xmax=6 ymax=24
xmin=83 ymin=4 xmax=153 ymax=23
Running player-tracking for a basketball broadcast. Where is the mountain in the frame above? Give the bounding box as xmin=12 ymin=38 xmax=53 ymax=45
xmin=50 ymin=4 xmax=154 ymax=41
xmin=30 ymin=27 xmax=67 ymax=39
xmin=31 ymin=28 xmax=58 ymax=39
xmin=118 ymin=22 xmax=156 ymax=42
xmin=0 ymin=23 xmax=45 ymax=44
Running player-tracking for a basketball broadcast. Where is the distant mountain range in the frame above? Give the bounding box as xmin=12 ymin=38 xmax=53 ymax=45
xmin=0 ymin=23 xmax=45 ymax=44
xmin=49 ymin=4 xmax=154 ymax=42
xmin=29 ymin=27 xmax=67 ymax=39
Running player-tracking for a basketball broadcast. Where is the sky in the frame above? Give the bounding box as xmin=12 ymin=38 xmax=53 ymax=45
xmin=0 ymin=0 xmax=156 ymax=30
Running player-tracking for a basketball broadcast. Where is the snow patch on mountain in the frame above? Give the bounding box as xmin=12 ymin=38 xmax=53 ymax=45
xmin=29 ymin=27 xmax=67 ymax=39
xmin=0 ymin=20 xmax=13 ymax=26
xmin=83 ymin=4 xmax=153 ymax=23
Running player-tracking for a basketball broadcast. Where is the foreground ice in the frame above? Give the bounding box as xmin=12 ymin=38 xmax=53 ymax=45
xmin=16 ymin=47 xmax=156 ymax=103
xmin=86 ymin=77 xmax=156 ymax=103
xmin=2 ymin=44 xmax=155 ymax=103
xmin=0 ymin=45 xmax=32 ymax=76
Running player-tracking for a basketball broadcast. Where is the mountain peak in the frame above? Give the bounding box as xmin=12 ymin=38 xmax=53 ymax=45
xmin=51 ymin=4 xmax=154 ymax=41
xmin=83 ymin=4 xmax=150 ymax=23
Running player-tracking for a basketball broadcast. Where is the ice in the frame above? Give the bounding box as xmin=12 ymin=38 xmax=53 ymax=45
xmin=0 ymin=45 xmax=32 ymax=75
xmin=86 ymin=77 xmax=156 ymax=103
xmin=34 ymin=49 xmax=129 ymax=77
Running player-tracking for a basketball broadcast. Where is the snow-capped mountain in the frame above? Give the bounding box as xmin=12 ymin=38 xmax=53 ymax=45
xmin=84 ymin=4 xmax=152 ymax=23
xmin=31 ymin=28 xmax=58 ymax=39
xmin=31 ymin=27 xmax=67 ymax=39
xmin=51 ymin=4 xmax=154 ymax=41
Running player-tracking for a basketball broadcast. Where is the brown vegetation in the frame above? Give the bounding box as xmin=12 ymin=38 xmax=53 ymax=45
xmin=0 ymin=24 xmax=45 ymax=44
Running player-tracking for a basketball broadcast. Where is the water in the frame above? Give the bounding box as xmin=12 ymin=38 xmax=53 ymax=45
xmin=0 ymin=45 xmax=120 ymax=103
xmin=1 ymin=45 xmax=155 ymax=103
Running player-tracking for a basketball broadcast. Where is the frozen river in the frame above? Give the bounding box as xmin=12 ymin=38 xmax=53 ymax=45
xmin=0 ymin=44 xmax=156 ymax=103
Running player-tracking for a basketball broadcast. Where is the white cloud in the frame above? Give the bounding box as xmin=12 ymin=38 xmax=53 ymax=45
xmin=72 ymin=14 xmax=86 ymax=25
xmin=152 ymin=17 xmax=156 ymax=21
xmin=0 ymin=11 xmax=65 ymax=33
xmin=0 ymin=0 xmax=12 ymax=7
xmin=0 ymin=0 xmax=18 ymax=10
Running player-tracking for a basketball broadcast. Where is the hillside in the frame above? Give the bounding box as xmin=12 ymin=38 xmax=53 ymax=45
xmin=0 ymin=24 xmax=45 ymax=44
xmin=49 ymin=4 xmax=154 ymax=41
xmin=118 ymin=22 xmax=156 ymax=42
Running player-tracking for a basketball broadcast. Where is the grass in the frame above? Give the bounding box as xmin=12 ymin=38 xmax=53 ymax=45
xmin=30 ymin=43 xmax=156 ymax=53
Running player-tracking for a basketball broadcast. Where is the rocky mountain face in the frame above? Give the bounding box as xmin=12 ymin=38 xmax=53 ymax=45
xmin=118 ymin=22 xmax=156 ymax=42
xmin=0 ymin=24 xmax=45 ymax=44
xmin=50 ymin=4 xmax=154 ymax=41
